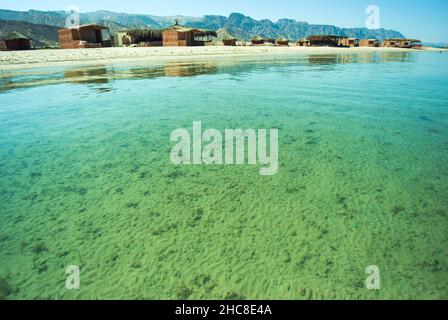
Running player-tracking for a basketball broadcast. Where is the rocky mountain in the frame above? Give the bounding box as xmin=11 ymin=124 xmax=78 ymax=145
xmin=0 ymin=19 xmax=59 ymax=47
xmin=0 ymin=9 xmax=406 ymax=46
xmin=185 ymin=13 xmax=405 ymax=41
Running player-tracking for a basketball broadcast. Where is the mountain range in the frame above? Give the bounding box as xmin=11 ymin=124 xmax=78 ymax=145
xmin=0 ymin=9 xmax=406 ymax=48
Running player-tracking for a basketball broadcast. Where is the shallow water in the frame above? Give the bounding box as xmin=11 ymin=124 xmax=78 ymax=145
xmin=0 ymin=51 xmax=447 ymax=299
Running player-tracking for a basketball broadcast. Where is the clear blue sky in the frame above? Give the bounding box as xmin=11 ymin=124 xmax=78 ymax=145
xmin=0 ymin=0 xmax=447 ymax=42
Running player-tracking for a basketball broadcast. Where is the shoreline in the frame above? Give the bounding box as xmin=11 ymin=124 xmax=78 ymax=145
xmin=1 ymin=46 xmax=446 ymax=71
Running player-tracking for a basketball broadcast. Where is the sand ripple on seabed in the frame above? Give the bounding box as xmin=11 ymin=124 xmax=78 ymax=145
xmin=0 ymin=52 xmax=447 ymax=299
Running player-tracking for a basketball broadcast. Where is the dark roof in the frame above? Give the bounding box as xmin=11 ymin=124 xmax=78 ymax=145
xmin=124 ymin=29 xmax=163 ymax=42
xmin=306 ymin=35 xmax=347 ymax=40
xmin=164 ymin=24 xmax=217 ymax=37
xmin=61 ymin=24 xmax=109 ymax=31
xmin=384 ymin=38 xmax=421 ymax=42
xmin=252 ymin=35 xmax=265 ymax=41
xmin=2 ymin=31 xmax=30 ymax=41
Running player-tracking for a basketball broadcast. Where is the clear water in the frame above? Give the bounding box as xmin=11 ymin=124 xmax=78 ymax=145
xmin=0 ymin=51 xmax=447 ymax=299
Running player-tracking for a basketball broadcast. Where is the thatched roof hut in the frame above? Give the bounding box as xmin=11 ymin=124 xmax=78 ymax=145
xmin=251 ymin=35 xmax=265 ymax=45
xmin=117 ymin=29 xmax=163 ymax=46
xmin=276 ymin=37 xmax=289 ymax=46
xmin=216 ymin=29 xmax=238 ymax=46
xmin=162 ymin=22 xmax=217 ymax=46
xmin=126 ymin=29 xmax=162 ymax=42
xmin=1 ymin=32 xmax=32 ymax=50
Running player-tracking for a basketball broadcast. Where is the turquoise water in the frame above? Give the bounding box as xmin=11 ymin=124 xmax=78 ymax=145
xmin=0 ymin=51 xmax=447 ymax=299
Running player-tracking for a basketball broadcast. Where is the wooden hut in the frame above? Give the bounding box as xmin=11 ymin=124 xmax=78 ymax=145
xmin=116 ymin=29 xmax=163 ymax=47
xmin=276 ymin=37 xmax=289 ymax=46
xmin=58 ymin=24 xmax=112 ymax=49
xmin=297 ymin=39 xmax=311 ymax=47
xmin=383 ymin=38 xmax=422 ymax=49
xmin=162 ymin=21 xmax=216 ymax=46
xmin=251 ymin=35 xmax=265 ymax=45
xmin=163 ymin=24 xmax=194 ymax=46
xmin=1 ymin=32 xmax=32 ymax=50
xmin=215 ymin=29 xmax=237 ymax=46
xmin=360 ymin=39 xmax=379 ymax=47
xmin=223 ymin=36 xmax=237 ymax=46
xmin=299 ymin=35 xmax=346 ymax=47
xmin=339 ymin=37 xmax=359 ymax=47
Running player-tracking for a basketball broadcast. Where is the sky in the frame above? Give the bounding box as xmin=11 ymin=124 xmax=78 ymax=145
xmin=0 ymin=0 xmax=447 ymax=42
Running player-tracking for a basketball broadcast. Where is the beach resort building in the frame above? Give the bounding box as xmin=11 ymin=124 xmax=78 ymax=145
xmin=383 ymin=38 xmax=422 ymax=49
xmin=115 ymin=29 xmax=163 ymax=47
xmin=0 ymin=32 xmax=32 ymax=50
xmin=58 ymin=24 xmax=112 ymax=49
xmin=360 ymin=39 xmax=379 ymax=47
xmin=162 ymin=22 xmax=216 ymax=47
xmin=339 ymin=37 xmax=360 ymax=47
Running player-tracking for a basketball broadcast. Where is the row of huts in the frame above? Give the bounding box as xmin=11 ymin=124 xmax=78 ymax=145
xmin=296 ymin=35 xmax=422 ymax=49
xmin=0 ymin=21 xmax=423 ymax=51
xmin=57 ymin=22 xmax=217 ymax=49
xmin=56 ymin=22 xmax=422 ymax=50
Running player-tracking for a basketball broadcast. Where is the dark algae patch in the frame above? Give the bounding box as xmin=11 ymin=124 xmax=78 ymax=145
xmin=0 ymin=278 xmax=12 ymax=299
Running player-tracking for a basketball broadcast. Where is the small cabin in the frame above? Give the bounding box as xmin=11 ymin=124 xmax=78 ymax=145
xmin=276 ymin=37 xmax=290 ymax=46
xmin=162 ymin=22 xmax=216 ymax=47
xmin=58 ymin=24 xmax=112 ymax=49
xmin=339 ymin=37 xmax=359 ymax=47
xmin=1 ymin=32 xmax=32 ymax=50
xmin=215 ymin=29 xmax=238 ymax=46
xmin=297 ymin=39 xmax=311 ymax=47
xmin=360 ymin=39 xmax=379 ymax=47
xmin=223 ymin=37 xmax=237 ymax=46
xmin=251 ymin=35 xmax=265 ymax=45
xmin=116 ymin=29 xmax=163 ymax=47
xmin=383 ymin=38 xmax=422 ymax=49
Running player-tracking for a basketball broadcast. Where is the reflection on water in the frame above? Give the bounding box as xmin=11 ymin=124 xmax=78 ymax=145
xmin=0 ymin=52 xmax=417 ymax=93
xmin=64 ymin=68 xmax=111 ymax=84
xmin=307 ymin=52 xmax=415 ymax=66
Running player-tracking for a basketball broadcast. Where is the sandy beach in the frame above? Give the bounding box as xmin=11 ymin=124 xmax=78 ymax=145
xmin=0 ymin=46 xmax=445 ymax=71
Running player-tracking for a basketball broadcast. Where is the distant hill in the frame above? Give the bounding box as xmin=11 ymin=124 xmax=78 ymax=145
xmin=0 ymin=9 xmax=407 ymax=47
xmin=185 ymin=13 xmax=405 ymax=41
xmin=422 ymin=42 xmax=448 ymax=48
xmin=0 ymin=19 xmax=59 ymax=47
xmin=0 ymin=9 xmax=67 ymax=27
